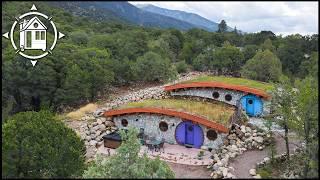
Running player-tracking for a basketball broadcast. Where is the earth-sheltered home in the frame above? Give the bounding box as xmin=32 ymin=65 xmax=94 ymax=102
xmin=103 ymin=76 xmax=273 ymax=150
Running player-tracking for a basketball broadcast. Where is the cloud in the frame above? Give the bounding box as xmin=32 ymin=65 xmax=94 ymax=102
xmin=129 ymin=1 xmax=318 ymax=35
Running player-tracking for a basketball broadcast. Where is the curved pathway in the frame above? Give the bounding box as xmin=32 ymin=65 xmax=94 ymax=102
xmin=229 ymin=132 xmax=302 ymax=178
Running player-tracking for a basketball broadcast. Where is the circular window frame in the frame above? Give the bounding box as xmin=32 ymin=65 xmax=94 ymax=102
xmin=34 ymin=22 xmax=38 ymax=28
xmin=159 ymin=121 xmax=168 ymax=132
xmin=225 ymin=94 xmax=232 ymax=101
xmin=121 ymin=119 xmax=128 ymax=127
xmin=248 ymin=99 xmax=253 ymax=104
xmin=207 ymin=129 xmax=218 ymax=141
xmin=212 ymin=91 xmax=220 ymax=99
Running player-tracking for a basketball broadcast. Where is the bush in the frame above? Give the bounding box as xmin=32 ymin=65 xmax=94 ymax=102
xmin=175 ymin=60 xmax=188 ymax=73
xmin=131 ymin=51 xmax=177 ymax=82
xmin=83 ymin=127 xmax=175 ymax=178
xmin=241 ymin=49 xmax=282 ymax=82
xmin=2 ymin=110 xmax=86 ymax=178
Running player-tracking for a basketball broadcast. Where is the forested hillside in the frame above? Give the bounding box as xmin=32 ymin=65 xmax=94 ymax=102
xmin=2 ymin=1 xmax=318 ymax=121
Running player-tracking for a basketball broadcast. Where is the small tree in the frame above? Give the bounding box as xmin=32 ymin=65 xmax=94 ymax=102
xmin=2 ymin=110 xmax=86 ymax=178
xmin=241 ymin=49 xmax=282 ymax=82
xmin=294 ymin=77 xmax=318 ymax=178
xmin=268 ymin=75 xmax=298 ymax=160
xmin=217 ymin=20 xmax=227 ymax=33
xmin=83 ymin=127 xmax=175 ymax=178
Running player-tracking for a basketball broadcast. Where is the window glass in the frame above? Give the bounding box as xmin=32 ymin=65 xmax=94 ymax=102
xmin=207 ymin=130 xmax=217 ymax=141
xmin=41 ymin=31 xmax=45 ymax=40
xmin=35 ymin=31 xmax=40 ymax=40
xmin=225 ymin=94 xmax=232 ymax=101
xmin=121 ymin=119 xmax=128 ymax=127
xmin=159 ymin=121 xmax=168 ymax=132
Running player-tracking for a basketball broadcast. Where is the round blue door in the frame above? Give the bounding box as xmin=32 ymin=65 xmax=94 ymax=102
xmin=240 ymin=94 xmax=263 ymax=116
xmin=175 ymin=121 xmax=204 ymax=148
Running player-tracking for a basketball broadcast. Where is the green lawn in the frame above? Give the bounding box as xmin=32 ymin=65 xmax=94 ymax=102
xmin=182 ymin=75 xmax=274 ymax=92
xmin=117 ymin=99 xmax=235 ymax=126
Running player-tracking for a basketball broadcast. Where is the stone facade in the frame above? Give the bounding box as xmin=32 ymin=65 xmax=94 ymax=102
xmin=113 ymin=113 xmax=226 ymax=150
xmin=170 ymin=88 xmax=245 ymax=106
xmin=170 ymin=87 xmax=270 ymax=117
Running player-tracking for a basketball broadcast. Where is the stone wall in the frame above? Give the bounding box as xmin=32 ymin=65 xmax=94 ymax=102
xmin=170 ymin=88 xmax=246 ymax=106
xmin=112 ymin=113 xmax=227 ymax=150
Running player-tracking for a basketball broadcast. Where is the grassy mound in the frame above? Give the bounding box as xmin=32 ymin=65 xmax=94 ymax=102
xmin=182 ymin=75 xmax=274 ymax=92
xmin=117 ymin=98 xmax=235 ymax=126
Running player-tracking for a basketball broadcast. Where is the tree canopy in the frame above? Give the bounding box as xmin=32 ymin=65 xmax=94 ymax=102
xmin=2 ymin=110 xmax=86 ymax=178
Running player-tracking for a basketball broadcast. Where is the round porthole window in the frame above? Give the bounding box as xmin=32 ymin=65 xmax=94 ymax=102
xmin=159 ymin=121 xmax=168 ymax=132
xmin=225 ymin=94 xmax=232 ymax=101
xmin=212 ymin=92 xmax=220 ymax=99
xmin=121 ymin=119 xmax=128 ymax=127
xmin=34 ymin=23 xmax=38 ymax=28
xmin=248 ymin=99 xmax=253 ymax=104
xmin=207 ymin=129 xmax=217 ymax=141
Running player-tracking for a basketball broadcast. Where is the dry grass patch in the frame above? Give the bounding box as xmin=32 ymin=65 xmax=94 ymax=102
xmin=118 ymin=99 xmax=235 ymax=126
xmin=66 ymin=103 xmax=98 ymax=120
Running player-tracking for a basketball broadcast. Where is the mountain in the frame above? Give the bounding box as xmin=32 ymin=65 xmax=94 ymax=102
xmin=48 ymin=1 xmax=200 ymax=31
xmin=136 ymin=4 xmax=234 ymax=32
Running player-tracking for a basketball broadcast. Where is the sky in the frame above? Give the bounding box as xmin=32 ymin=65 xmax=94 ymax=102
xmin=129 ymin=1 xmax=318 ymax=36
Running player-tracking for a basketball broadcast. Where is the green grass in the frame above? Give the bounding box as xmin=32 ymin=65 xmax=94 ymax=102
xmin=117 ymin=99 xmax=235 ymax=126
xmin=182 ymin=75 xmax=274 ymax=92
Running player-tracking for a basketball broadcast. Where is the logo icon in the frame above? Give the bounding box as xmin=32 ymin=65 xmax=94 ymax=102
xmin=2 ymin=4 xmax=65 ymax=66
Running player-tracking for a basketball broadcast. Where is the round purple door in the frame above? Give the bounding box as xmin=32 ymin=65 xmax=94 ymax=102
xmin=175 ymin=121 xmax=204 ymax=148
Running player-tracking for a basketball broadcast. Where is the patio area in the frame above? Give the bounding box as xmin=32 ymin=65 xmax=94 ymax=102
xmin=96 ymin=143 xmax=213 ymax=166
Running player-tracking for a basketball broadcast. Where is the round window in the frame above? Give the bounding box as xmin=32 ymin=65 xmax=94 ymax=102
xmin=207 ymin=130 xmax=217 ymax=141
xmin=159 ymin=121 xmax=168 ymax=132
xmin=121 ymin=119 xmax=128 ymax=127
xmin=248 ymin=99 xmax=253 ymax=104
xmin=212 ymin=92 xmax=220 ymax=99
xmin=34 ymin=23 xmax=38 ymax=28
xmin=225 ymin=94 xmax=232 ymax=101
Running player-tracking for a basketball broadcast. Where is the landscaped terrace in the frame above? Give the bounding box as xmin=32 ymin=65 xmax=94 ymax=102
xmin=117 ymin=98 xmax=236 ymax=127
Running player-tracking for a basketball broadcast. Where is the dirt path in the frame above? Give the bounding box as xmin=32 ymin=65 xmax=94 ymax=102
xmin=168 ymin=162 xmax=211 ymax=179
xmin=229 ymin=132 xmax=302 ymax=178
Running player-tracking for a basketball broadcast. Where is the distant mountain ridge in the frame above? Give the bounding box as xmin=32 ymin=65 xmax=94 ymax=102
xmin=136 ymin=4 xmax=234 ymax=32
xmin=48 ymin=1 xmax=200 ymax=30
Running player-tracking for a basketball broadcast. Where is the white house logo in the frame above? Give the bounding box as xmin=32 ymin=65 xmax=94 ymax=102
xmin=2 ymin=4 xmax=65 ymax=66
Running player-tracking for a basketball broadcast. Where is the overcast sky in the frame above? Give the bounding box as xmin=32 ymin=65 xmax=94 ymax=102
xmin=129 ymin=1 xmax=318 ymax=36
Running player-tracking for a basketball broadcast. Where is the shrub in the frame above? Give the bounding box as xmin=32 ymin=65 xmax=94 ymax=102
xmin=2 ymin=110 xmax=86 ymax=178
xmin=83 ymin=127 xmax=175 ymax=178
xmin=175 ymin=60 xmax=188 ymax=73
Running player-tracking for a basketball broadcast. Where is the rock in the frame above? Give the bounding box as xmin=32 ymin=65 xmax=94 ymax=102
xmin=222 ymin=167 xmax=228 ymax=177
xmin=229 ymin=139 xmax=236 ymax=145
xmin=228 ymin=134 xmax=237 ymax=140
xmin=240 ymin=125 xmax=246 ymax=133
xmin=263 ymin=157 xmax=270 ymax=162
xmin=253 ymin=174 xmax=261 ymax=179
xmin=210 ymin=172 xmax=214 ymax=177
xmin=253 ymin=136 xmax=264 ymax=144
xmin=98 ymin=124 xmax=106 ymax=131
xmin=92 ymin=125 xmax=99 ymax=131
xmin=223 ymin=139 xmax=229 ymax=146
xmin=85 ymin=136 xmax=91 ymax=141
xmin=105 ymin=121 xmax=115 ymax=127
xmin=201 ymin=146 xmax=208 ymax=150
xmin=235 ymin=128 xmax=244 ymax=138
xmin=253 ymin=133 xmax=257 ymax=137
xmin=245 ymin=127 xmax=252 ymax=133
xmin=249 ymin=168 xmax=256 ymax=176
xmin=97 ymin=119 xmax=102 ymax=125
xmin=89 ymin=140 xmax=97 ymax=146
xmin=245 ymin=133 xmax=251 ymax=138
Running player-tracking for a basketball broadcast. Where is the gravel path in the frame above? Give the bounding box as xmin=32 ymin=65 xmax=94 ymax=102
xmin=168 ymin=162 xmax=211 ymax=179
xmin=229 ymin=132 xmax=302 ymax=178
